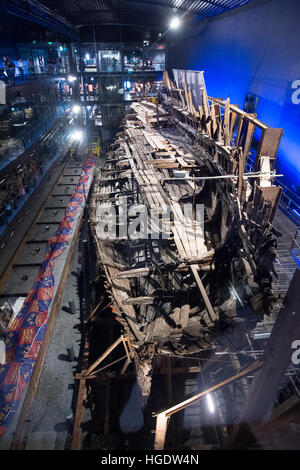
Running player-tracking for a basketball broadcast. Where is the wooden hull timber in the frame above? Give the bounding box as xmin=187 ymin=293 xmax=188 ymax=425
xmin=90 ymin=70 xmax=283 ymax=398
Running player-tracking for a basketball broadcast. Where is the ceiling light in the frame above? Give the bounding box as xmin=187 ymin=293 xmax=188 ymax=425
xmin=170 ymin=17 xmax=181 ymax=30
xmin=71 ymin=130 xmax=84 ymax=141
xmin=68 ymin=75 xmax=77 ymax=82
xmin=206 ymin=393 xmax=215 ymax=414
xmin=72 ymin=104 xmax=80 ymax=114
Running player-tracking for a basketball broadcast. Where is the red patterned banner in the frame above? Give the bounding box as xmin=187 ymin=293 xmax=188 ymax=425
xmin=0 ymin=155 xmax=96 ymax=436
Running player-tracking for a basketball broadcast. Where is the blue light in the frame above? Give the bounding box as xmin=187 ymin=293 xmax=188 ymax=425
xmin=179 ymin=6 xmax=300 ymax=191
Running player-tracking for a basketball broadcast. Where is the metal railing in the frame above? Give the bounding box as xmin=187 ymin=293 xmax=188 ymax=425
xmin=275 ymin=179 xmax=300 ymax=226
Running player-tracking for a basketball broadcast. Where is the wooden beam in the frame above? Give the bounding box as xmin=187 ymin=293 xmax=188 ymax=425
xmin=71 ymin=378 xmax=87 ymax=450
xmin=123 ymin=296 xmax=154 ymax=305
xmin=223 ymin=98 xmax=230 ymax=146
xmin=154 ymin=360 xmax=263 ymax=450
xmin=84 ymin=336 xmax=123 ymax=376
xmin=243 ymin=122 xmax=255 ymax=161
xmin=210 ymin=102 xmax=217 ymax=136
xmin=209 ymin=98 xmax=270 ymax=130
xmin=120 ymin=357 xmax=131 ymax=375
xmin=71 ymin=323 xmax=90 ymax=450
xmin=114 ymin=267 xmax=150 ymax=279
xmin=191 ymin=264 xmax=218 ymax=322
xmin=83 ymin=355 xmax=128 ymax=379
xmin=103 ymin=379 xmax=111 ymax=435
xmin=237 ymin=147 xmax=246 ymax=202
xmin=181 ymin=72 xmax=189 ymax=112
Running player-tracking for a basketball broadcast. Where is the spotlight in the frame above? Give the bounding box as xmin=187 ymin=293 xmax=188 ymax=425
xmin=71 ymin=130 xmax=84 ymax=141
xmin=68 ymin=75 xmax=77 ymax=82
xmin=170 ymin=17 xmax=181 ymax=30
xmin=72 ymin=104 xmax=81 ymax=114
xmin=85 ymin=53 xmax=90 ymax=60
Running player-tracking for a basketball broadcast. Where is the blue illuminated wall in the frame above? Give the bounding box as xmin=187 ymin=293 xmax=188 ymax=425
xmin=167 ymin=0 xmax=300 ymax=190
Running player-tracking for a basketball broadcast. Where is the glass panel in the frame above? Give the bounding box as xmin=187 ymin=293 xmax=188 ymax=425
xmin=99 ymin=50 xmax=121 ymax=72
xmin=76 ymin=45 xmax=98 ymax=72
xmin=124 ymin=45 xmax=165 ymax=72
xmin=99 ymin=77 xmax=124 ymax=103
xmin=80 ymin=76 xmax=99 ymax=102
xmin=0 ymin=111 xmax=69 ymax=234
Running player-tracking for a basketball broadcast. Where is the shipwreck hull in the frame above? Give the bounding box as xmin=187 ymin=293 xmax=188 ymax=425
xmin=90 ymin=71 xmax=283 ymax=397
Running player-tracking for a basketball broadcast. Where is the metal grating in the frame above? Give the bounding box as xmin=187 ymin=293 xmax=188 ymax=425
xmin=38 ymin=0 xmax=255 ymax=27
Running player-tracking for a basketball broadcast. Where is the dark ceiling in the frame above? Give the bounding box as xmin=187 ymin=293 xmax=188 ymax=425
xmin=38 ymin=0 xmax=255 ymax=30
xmin=0 ymin=0 xmax=256 ymax=43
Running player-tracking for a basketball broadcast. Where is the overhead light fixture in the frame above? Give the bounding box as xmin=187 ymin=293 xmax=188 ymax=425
xmin=170 ymin=17 xmax=181 ymax=30
xmin=71 ymin=130 xmax=84 ymax=141
xmin=206 ymin=393 xmax=215 ymax=414
xmin=68 ymin=75 xmax=77 ymax=82
xmin=72 ymin=104 xmax=81 ymax=114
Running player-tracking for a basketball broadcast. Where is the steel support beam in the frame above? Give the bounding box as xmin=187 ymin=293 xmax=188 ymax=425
xmin=1 ymin=0 xmax=79 ymax=40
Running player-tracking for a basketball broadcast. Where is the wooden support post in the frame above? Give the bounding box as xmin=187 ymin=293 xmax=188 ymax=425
xmin=224 ymin=98 xmax=230 ymax=146
xmin=210 ymin=102 xmax=217 ymax=137
xmin=154 ymin=412 xmax=169 ymax=451
xmin=120 ymin=357 xmax=131 ymax=375
xmin=87 ymin=296 xmax=105 ymax=322
xmin=255 ymin=128 xmax=284 ymax=171
xmin=191 ymin=264 xmax=218 ymax=322
xmin=202 ymin=85 xmax=210 ymax=119
xmin=165 ymin=356 xmax=173 ymax=406
xmin=103 ymin=379 xmax=111 ymax=435
xmin=181 ymin=73 xmax=189 ymax=112
xmin=121 ymin=335 xmax=131 ymax=362
xmin=71 ymin=378 xmax=87 ymax=450
xmin=236 ymin=116 xmax=244 ymax=146
xmin=163 ymin=70 xmax=171 ymax=91
xmin=237 ymin=147 xmax=246 ymax=202
xmin=125 ymin=336 xmax=135 ymax=360
xmin=243 ymin=122 xmax=255 ymax=162
xmin=201 ymin=86 xmax=211 ymax=137
xmin=71 ymin=296 xmax=91 ymax=450
xmin=229 ymin=109 xmax=238 ymax=139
